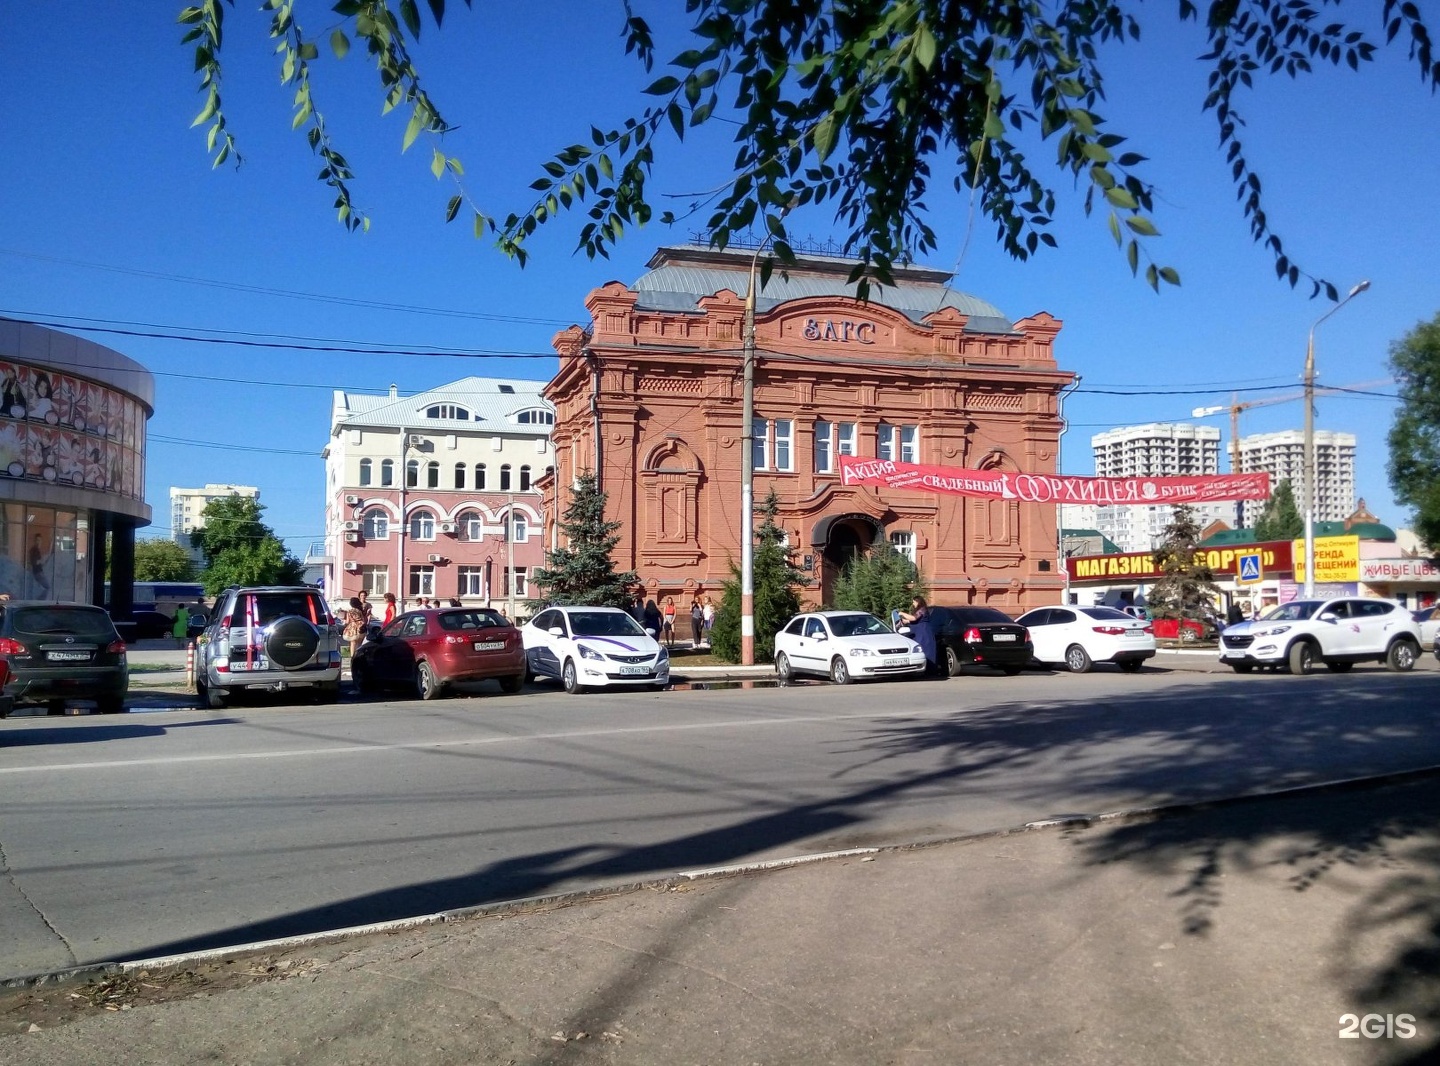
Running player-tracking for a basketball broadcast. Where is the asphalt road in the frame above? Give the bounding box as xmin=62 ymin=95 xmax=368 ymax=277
xmin=4 ymin=663 xmax=1440 ymax=983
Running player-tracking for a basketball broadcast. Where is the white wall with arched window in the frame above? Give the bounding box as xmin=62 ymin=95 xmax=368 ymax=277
xmin=453 ymin=462 xmax=466 ymax=489
xmin=456 ymin=509 xmax=483 ymax=541
xmin=405 ymin=458 xmax=419 ymax=488
xmin=359 ymin=458 xmax=372 ymax=486
xmin=380 ymin=458 xmax=395 ymax=487
xmin=500 ymin=464 xmax=512 ymax=491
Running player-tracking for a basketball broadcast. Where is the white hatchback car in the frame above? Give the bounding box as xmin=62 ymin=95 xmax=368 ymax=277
xmin=522 ymin=605 xmax=670 ymax=694
xmin=773 ymin=611 xmax=926 ymax=684
xmin=1013 ymin=605 xmax=1156 ymax=673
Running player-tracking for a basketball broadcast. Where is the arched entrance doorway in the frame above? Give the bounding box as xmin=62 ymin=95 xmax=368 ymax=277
xmin=813 ymin=513 xmax=883 ymax=604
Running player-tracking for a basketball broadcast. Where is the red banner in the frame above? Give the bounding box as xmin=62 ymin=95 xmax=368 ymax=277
xmin=838 ymin=456 xmax=1270 ymax=504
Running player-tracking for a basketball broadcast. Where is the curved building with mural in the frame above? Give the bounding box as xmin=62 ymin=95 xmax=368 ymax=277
xmin=0 ymin=320 xmax=153 ymax=610
xmin=546 ymin=244 xmax=1075 ymax=610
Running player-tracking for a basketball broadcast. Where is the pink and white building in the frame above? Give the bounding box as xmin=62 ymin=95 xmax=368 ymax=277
xmin=320 ymin=378 xmax=554 ymax=616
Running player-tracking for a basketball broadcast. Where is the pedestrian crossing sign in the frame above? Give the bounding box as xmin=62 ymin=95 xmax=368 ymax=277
xmin=1237 ymin=552 xmax=1262 ymax=585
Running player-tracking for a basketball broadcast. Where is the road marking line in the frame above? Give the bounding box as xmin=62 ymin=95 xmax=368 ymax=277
xmin=0 ymin=707 xmax=959 ymax=775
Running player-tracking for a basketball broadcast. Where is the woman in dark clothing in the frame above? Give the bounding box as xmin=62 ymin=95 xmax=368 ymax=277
xmin=899 ymin=595 xmax=939 ymax=675
xmin=642 ymin=599 xmax=663 ymax=635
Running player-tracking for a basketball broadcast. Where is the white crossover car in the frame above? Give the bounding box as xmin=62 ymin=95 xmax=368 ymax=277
xmin=773 ymin=611 xmax=926 ymax=684
xmin=522 ymin=605 xmax=670 ymax=694
xmin=1013 ymin=605 xmax=1156 ymax=673
xmin=1219 ymin=597 xmax=1421 ymax=674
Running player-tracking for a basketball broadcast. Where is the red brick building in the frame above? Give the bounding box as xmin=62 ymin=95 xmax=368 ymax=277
xmin=545 ymin=245 xmax=1075 ymax=611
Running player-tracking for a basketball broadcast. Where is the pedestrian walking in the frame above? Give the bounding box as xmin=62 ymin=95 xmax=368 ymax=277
xmin=343 ymin=597 xmax=366 ymax=659
xmin=690 ymin=597 xmax=704 ymax=646
xmin=382 ymin=592 xmax=397 ymax=626
xmin=701 ymin=594 xmax=715 ymax=646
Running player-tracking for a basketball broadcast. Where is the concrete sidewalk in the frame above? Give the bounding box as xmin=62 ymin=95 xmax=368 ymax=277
xmin=3 ymin=773 xmax=1437 ymax=1064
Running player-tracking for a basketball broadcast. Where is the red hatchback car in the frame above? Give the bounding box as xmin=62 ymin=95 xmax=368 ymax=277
xmin=350 ymin=608 xmax=526 ymax=700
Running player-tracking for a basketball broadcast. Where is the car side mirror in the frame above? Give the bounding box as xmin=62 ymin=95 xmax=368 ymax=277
xmin=645 ymin=627 xmax=657 ymax=637
xmin=364 ymin=624 xmax=382 ymax=642
xmin=814 ymin=632 xmax=828 ymax=642
xmin=897 ymin=625 xmax=912 ymax=636
xmin=1317 ymin=612 xmax=1337 ymax=623
xmin=548 ymin=626 xmax=564 ymax=637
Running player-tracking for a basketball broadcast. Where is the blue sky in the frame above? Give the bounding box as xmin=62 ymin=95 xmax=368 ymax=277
xmin=1 ymin=4 xmax=1435 ymax=558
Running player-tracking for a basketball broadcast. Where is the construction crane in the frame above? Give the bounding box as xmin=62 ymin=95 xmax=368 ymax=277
xmin=1191 ymin=379 xmax=1391 ymax=524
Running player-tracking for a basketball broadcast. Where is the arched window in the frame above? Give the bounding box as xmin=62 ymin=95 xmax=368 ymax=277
xmin=426 ymin=461 xmax=440 ymax=489
xmin=505 ymin=511 xmax=528 ymax=542
xmin=500 ymin=464 xmax=512 ymax=491
xmin=457 ymin=510 xmax=483 ymax=541
xmin=515 ymin=408 xmax=555 ymax=425
xmin=410 ymin=509 xmax=435 ymax=541
xmin=519 ymin=465 xmax=532 ymax=491
xmin=406 ymin=459 xmax=419 ymax=488
xmin=358 ymin=458 xmax=372 ymax=487
xmin=453 ymin=463 xmax=466 ymax=490
xmin=362 ymin=509 xmax=389 ymax=540
xmin=425 ymin=403 xmax=472 ymax=420
xmin=380 ymin=458 xmax=395 ymax=487
xmin=474 ymin=463 xmax=487 ymax=490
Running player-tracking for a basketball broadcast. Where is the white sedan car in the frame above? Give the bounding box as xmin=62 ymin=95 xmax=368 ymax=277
xmin=773 ymin=611 xmax=926 ymax=684
xmin=522 ymin=605 xmax=669 ymax=694
xmin=1013 ymin=605 xmax=1156 ymax=673
xmin=1412 ymin=606 xmax=1440 ymax=651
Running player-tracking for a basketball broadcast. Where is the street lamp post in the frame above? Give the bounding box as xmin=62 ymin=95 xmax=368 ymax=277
xmin=740 ymin=247 xmax=763 ymax=666
xmin=1302 ymin=280 xmax=1370 ymax=597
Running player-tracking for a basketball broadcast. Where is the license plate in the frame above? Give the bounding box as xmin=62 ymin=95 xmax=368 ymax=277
xmin=618 ymin=665 xmax=650 ymax=676
xmin=992 ymin=633 xmax=1016 ymax=642
xmin=231 ymin=659 xmax=270 ymax=671
xmin=473 ymin=641 xmax=506 ymax=651
xmin=47 ymin=651 xmax=90 ymax=662
xmin=883 ymin=657 xmax=908 ymax=667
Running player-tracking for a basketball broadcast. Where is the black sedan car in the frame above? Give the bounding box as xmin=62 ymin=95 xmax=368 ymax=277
xmin=0 ymin=601 xmax=129 ymax=716
xmin=925 ymin=605 xmax=1033 ymax=676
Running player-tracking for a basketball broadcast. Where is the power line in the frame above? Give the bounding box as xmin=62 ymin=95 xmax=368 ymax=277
xmin=0 ymin=248 xmax=573 ymax=327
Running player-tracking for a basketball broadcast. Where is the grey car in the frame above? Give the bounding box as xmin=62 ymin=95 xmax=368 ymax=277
xmin=0 ymin=601 xmax=128 ymax=717
xmin=196 ymin=586 xmax=342 ymax=708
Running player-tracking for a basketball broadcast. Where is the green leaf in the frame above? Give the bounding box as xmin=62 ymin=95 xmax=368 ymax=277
xmin=813 ymin=113 xmax=837 ymax=161
xmin=913 ymin=25 xmax=937 ymax=69
xmin=430 ymin=148 xmax=445 ymax=179
xmin=1124 ymin=215 xmax=1159 ymax=236
xmin=1103 ymin=186 xmax=1137 ymax=209
xmin=402 ymin=107 xmax=425 ymax=152
xmin=644 ymin=75 xmax=681 ymax=96
xmin=445 ymin=195 xmax=462 ymax=222
xmin=330 ymin=29 xmax=350 ymax=59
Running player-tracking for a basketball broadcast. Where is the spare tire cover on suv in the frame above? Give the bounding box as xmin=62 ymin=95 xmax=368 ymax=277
xmin=265 ymin=616 xmax=321 ymax=669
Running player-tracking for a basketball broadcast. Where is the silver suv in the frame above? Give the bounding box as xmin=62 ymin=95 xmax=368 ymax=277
xmin=196 ymin=586 xmax=342 ymax=707
xmin=1218 ymin=597 xmax=1422 ymax=675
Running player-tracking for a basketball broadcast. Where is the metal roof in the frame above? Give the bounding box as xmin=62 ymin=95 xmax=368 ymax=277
xmin=334 ymin=376 xmax=553 ymax=435
xmin=630 ymin=251 xmax=1016 ymax=334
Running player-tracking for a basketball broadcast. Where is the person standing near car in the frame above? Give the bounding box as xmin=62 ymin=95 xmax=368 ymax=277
xmin=899 ymin=596 xmax=939 ymax=676
xmin=172 ymin=603 xmax=189 ymax=648
xmin=382 ymin=592 xmax=397 ymax=626
xmin=661 ymin=597 xmax=677 ymax=647
xmin=357 ymin=589 xmax=373 ymax=627
xmin=343 ymin=597 xmax=366 ymax=659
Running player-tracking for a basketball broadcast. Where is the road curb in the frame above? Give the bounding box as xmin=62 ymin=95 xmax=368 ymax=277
xmin=7 ymin=760 xmax=1440 ymax=993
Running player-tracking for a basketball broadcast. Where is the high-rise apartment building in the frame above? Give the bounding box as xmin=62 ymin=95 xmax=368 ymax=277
xmin=1085 ymin=423 xmax=1230 ymax=553
xmin=169 ymin=484 xmax=260 ymax=544
xmin=1236 ymin=429 xmax=1355 ymax=526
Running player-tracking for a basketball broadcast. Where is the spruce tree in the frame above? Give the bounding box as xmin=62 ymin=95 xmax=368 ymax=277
xmin=529 ymin=472 xmax=637 ymax=608
xmin=1252 ymin=479 xmax=1304 ymax=542
xmin=1148 ymin=505 xmax=1222 ymax=624
xmin=829 ymin=538 xmax=928 ymax=618
xmin=709 ymin=490 xmax=805 ymax=662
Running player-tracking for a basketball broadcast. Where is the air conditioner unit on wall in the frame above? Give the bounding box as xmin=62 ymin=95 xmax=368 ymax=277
xmin=439 ymin=522 xmax=457 ymax=534
xmin=344 ymin=561 xmax=361 ymax=572
xmin=428 ymin=554 xmax=445 ymax=564
xmin=344 ymin=531 xmax=361 ymax=544
xmin=342 ymin=520 xmax=361 ymax=531
xmin=408 ymin=434 xmax=425 ymax=447
xmin=345 ymin=494 xmax=362 ymax=506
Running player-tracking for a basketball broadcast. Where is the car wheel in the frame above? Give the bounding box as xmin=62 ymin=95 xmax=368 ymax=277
xmin=96 ymin=696 xmax=126 ymax=714
xmin=351 ymin=659 xmax=375 ymax=694
xmin=1229 ymin=663 xmax=1254 ymax=674
xmin=203 ymin=682 xmax=229 ymax=709
xmin=830 ymin=656 xmax=851 ymax=685
xmin=1325 ymin=661 xmax=1354 ymax=673
xmin=775 ymin=652 xmax=793 ymax=683
xmin=944 ymin=646 xmax=963 ymax=677
xmin=562 ymin=658 xmax=584 ymax=695
xmin=499 ymin=673 xmax=524 ymax=694
xmin=1001 ymin=665 xmax=1023 ymax=676
xmin=1064 ymin=644 xmax=1093 ymax=673
xmin=1386 ymin=639 xmax=1419 ymax=672
xmin=1179 ymin=627 xmax=1199 ymax=644
xmin=1117 ymin=659 xmax=1143 ymax=673
xmin=1286 ymin=641 xmax=1315 ymax=675
xmin=416 ymin=661 xmax=444 ymax=700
